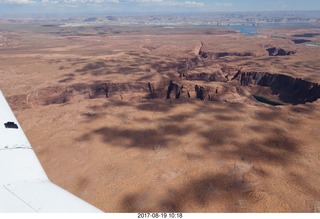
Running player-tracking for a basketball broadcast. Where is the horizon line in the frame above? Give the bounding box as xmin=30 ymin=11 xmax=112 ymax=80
xmin=1 ymin=9 xmax=320 ymax=18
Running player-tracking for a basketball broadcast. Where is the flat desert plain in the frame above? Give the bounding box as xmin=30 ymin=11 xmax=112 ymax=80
xmin=1 ymin=22 xmax=320 ymax=212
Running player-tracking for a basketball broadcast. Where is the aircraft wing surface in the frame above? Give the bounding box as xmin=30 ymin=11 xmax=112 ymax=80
xmin=0 ymin=90 xmax=103 ymax=213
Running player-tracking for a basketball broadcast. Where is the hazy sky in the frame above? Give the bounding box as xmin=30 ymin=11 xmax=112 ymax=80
xmin=1 ymin=0 xmax=320 ymax=15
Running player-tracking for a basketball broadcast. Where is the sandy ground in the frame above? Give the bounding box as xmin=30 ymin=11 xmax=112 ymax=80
xmin=0 ymin=24 xmax=320 ymax=212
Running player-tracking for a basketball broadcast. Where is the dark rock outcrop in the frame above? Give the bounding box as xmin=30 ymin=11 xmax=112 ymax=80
xmin=148 ymin=82 xmax=157 ymax=99
xmin=212 ymin=52 xmax=254 ymax=59
xmin=166 ymin=81 xmax=190 ymax=99
xmin=291 ymin=39 xmax=312 ymax=44
xmin=195 ymin=42 xmax=254 ymax=60
xmin=195 ymin=85 xmax=213 ymax=101
xmin=104 ymin=83 xmax=109 ymax=98
xmin=196 ymin=51 xmax=255 ymax=60
xmin=84 ymin=82 xmax=152 ymax=99
xmin=196 ymin=42 xmax=208 ymax=58
xmin=166 ymin=81 xmax=181 ymax=99
xmin=233 ymin=71 xmax=320 ymax=104
xmin=267 ymin=47 xmax=296 ymax=56
xmin=186 ymin=72 xmax=228 ymax=82
xmin=292 ymin=33 xmax=320 ymax=38
xmin=231 ymin=70 xmax=242 ymax=81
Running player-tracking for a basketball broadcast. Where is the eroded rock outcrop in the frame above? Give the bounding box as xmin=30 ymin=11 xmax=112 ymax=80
xmin=180 ymin=85 xmax=191 ymax=99
xmin=195 ymin=42 xmax=254 ymax=60
xmin=233 ymin=71 xmax=320 ymax=104
xmin=212 ymin=52 xmax=254 ymax=59
xmin=187 ymin=72 xmax=228 ymax=82
xmin=180 ymin=42 xmax=255 ymax=78
xmin=291 ymin=39 xmax=311 ymax=44
xmin=195 ymin=85 xmax=216 ymax=101
xmin=292 ymin=33 xmax=320 ymax=38
xmin=166 ymin=81 xmax=180 ymax=99
xmin=166 ymin=81 xmax=190 ymax=99
xmin=195 ymin=85 xmax=207 ymax=100
xmin=267 ymin=47 xmax=296 ymax=56
xmin=148 ymin=82 xmax=157 ymax=99
xmin=196 ymin=51 xmax=255 ymax=60
xmin=194 ymin=42 xmax=205 ymax=57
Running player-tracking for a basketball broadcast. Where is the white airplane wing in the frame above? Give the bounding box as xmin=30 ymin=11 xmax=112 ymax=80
xmin=0 ymin=90 xmax=103 ymax=213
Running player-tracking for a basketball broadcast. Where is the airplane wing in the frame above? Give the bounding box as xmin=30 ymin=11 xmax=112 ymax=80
xmin=0 ymin=90 xmax=103 ymax=213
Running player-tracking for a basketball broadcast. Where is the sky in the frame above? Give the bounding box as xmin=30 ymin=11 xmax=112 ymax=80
xmin=1 ymin=0 xmax=320 ymax=15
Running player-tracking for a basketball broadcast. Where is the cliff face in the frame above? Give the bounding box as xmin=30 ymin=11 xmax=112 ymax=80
xmin=199 ymin=51 xmax=255 ymax=60
xmin=234 ymin=72 xmax=320 ymax=104
xmin=186 ymin=72 xmax=228 ymax=82
xmin=266 ymin=47 xmax=296 ymax=56
xmin=166 ymin=81 xmax=190 ymax=99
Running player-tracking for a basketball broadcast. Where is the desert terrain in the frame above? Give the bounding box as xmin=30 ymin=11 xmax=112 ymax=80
xmin=1 ymin=20 xmax=320 ymax=212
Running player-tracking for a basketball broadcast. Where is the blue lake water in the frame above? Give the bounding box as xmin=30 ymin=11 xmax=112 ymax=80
xmin=227 ymin=22 xmax=315 ymax=36
xmin=228 ymin=25 xmax=259 ymax=36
